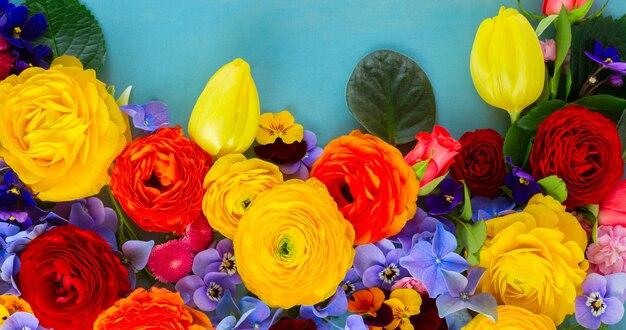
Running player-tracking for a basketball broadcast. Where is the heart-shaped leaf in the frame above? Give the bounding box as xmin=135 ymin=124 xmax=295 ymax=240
xmin=346 ymin=50 xmax=436 ymax=145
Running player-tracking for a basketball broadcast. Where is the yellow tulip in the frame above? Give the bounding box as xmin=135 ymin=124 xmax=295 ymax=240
xmin=470 ymin=7 xmax=545 ymax=123
xmin=188 ymin=58 xmax=260 ymax=157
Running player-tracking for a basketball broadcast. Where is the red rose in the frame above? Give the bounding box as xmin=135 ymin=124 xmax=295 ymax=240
xmin=404 ymin=125 xmax=462 ymax=187
xmin=18 ymin=225 xmax=130 ymax=330
xmin=110 ymin=126 xmax=213 ymax=234
xmin=450 ymin=129 xmax=506 ymax=197
xmin=530 ymin=106 xmax=624 ymax=208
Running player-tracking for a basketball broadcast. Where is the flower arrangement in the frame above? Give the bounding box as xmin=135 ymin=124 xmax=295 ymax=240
xmin=1 ymin=0 xmax=626 ymax=330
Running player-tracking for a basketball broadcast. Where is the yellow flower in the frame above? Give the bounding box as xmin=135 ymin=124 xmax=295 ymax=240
xmin=256 ymin=110 xmax=304 ymax=145
xmin=384 ymin=289 xmax=422 ymax=330
xmin=478 ymin=194 xmax=588 ymax=325
xmin=0 ymin=56 xmax=129 ymax=201
xmin=470 ymin=7 xmax=545 ymax=123
xmin=202 ymin=154 xmax=283 ymax=239
xmin=234 ymin=178 xmax=355 ymax=308
xmin=464 ymin=305 xmax=556 ymax=329
xmin=0 ymin=295 xmax=33 ymax=315
xmin=189 ymin=58 xmax=260 ymax=157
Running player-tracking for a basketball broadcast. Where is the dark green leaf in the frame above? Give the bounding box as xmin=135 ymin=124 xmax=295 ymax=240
xmin=538 ymin=175 xmax=568 ymax=203
xmin=551 ymin=7 xmax=572 ymax=99
xmin=587 ymin=0 xmax=610 ymax=20
xmin=460 ymin=180 xmax=472 ymax=221
xmin=517 ymin=0 xmax=545 ymax=20
xmin=346 ymin=50 xmax=436 ymax=145
xmin=517 ymin=100 xmax=567 ymax=131
xmin=573 ymin=95 xmax=626 ymax=122
xmin=503 ymin=124 xmax=534 ymax=167
xmin=25 ymin=0 xmax=106 ymax=71
xmin=456 ymin=220 xmax=487 ymax=266
xmin=618 ymin=111 xmax=626 ymax=160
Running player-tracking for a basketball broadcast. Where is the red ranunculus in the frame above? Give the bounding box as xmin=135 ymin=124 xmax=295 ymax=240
xmin=110 ymin=126 xmax=213 ymax=234
xmin=449 ymin=129 xmax=506 ymax=197
xmin=530 ymin=105 xmax=624 ymax=209
xmin=18 ymin=225 xmax=130 ymax=330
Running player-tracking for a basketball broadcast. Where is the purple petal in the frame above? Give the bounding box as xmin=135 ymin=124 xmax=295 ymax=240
xmin=21 ymin=13 xmax=47 ymax=40
xmin=606 ymin=273 xmax=626 ymax=302
xmin=399 ymin=241 xmax=436 ymax=279
xmin=441 ymin=253 xmax=470 ymax=274
xmin=441 ymin=269 xmax=467 ymax=297
xmin=594 ymin=40 xmax=605 ymax=58
xmin=85 ymin=197 xmax=106 ymax=225
xmin=120 ymin=104 xmax=141 ymax=119
xmin=433 ymin=223 xmax=457 ymax=257
xmin=102 ymin=208 xmax=119 ymax=233
xmin=600 ymin=297 xmax=625 ymax=325
xmin=2 ymin=312 xmax=39 ymax=329
xmin=122 ymin=240 xmax=155 ymax=271
xmin=345 ymin=315 xmax=366 ymax=330
xmin=318 ymin=286 xmax=348 ymax=317
xmin=175 ymin=275 xmax=204 ymax=304
xmin=292 ymin=164 xmax=310 ymax=180
xmin=583 ymin=273 xmax=607 ymax=297
xmin=143 ymin=101 xmax=171 ymax=130
xmin=465 ymin=268 xmax=487 ymax=295
xmin=467 ymin=293 xmax=498 ymax=322
xmin=215 ymin=290 xmax=238 ymax=320
xmin=192 ymin=249 xmax=221 ymax=277
xmin=362 ymin=265 xmax=385 ymax=289
xmin=445 ymin=310 xmax=473 ymax=330
xmin=278 ymin=162 xmax=302 ymax=175
xmin=216 ymin=239 xmax=234 ymax=255
xmin=576 ymin=296 xmax=602 ymax=329
xmin=423 ymin=264 xmax=447 ymax=298
xmin=69 ymin=202 xmax=95 ymax=230
xmin=353 ymin=244 xmax=386 ymax=277
xmin=217 ymin=316 xmax=237 ymax=330
xmin=303 ymin=146 xmax=323 ymax=168
xmin=94 ymin=227 xmax=118 ymax=251
xmin=300 ymin=305 xmax=317 ymax=320
xmin=436 ymin=294 xmax=467 ymax=318
xmin=240 ymin=296 xmax=271 ymax=324
xmin=303 ymin=130 xmax=317 ymax=148
xmin=193 ymin=285 xmax=216 ymax=311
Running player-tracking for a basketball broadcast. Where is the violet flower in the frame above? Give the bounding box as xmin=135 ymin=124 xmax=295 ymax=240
xmin=176 ymin=271 xmax=236 ymax=312
xmin=470 ymin=196 xmax=515 ymax=222
xmin=300 ymin=287 xmax=348 ymax=330
xmin=345 ymin=315 xmax=366 ymax=330
xmin=0 ymin=170 xmax=36 ymax=230
xmin=0 ymin=5 xmax=47 ymax=49
xmin=341 ymin=268 xmax=364 ymax=296
xmin=191 ymin=239 xmax=241 ymax=285
xmin=585 ymin=41 xmax=626 ymax=75
xmin=278 ymin=130 xmax=323 ymax=180
xmin=399 ymin=223 xmax=470 ymax=298
xmin=575 ymin=273 xmax=626 ymax=329
xmin=115 ymin=239 xmax=154 ymax=289
xmin=425 ymin=178 xmax=463 ymax=215
xmin=0 ymin=254 xmax=18 ymax=295
xmin=436 ymin=268 xmax=498 ymax=330
xmin=120 ymin=101 xmax=171 ymax=132
xmin=353 ymin=239 xmax=408 ymax=290
xmin=1 ymin=311 xmax=41 ymax=330
xmin=504 ymin=158 xmax=541 ymax=205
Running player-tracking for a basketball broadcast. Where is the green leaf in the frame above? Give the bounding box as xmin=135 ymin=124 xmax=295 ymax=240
xmin=573 ymin=95 xmax=626 ymax=122
xmin=517 ymin=0 xmax=545 ymax=20
xmin=586 ymin=0 xmax=610 ymax=20
xmin=460 ymin=180 xmax=472 ymax=221
xmin=551 ymin=7 xmax=572 ymax=99
xmin=568 ymin=0 xmax=593 ymax=23
xmin=618 ymin=111 xmax=626 ymax=161
xmin=456 ymin=220 xmax=486 ymax=266
xmin=536 ymin=15 xmax=558 ymax=37
xmin=346 ymin=50 xmax=436 ymax=145
xmin=412 ymin=159 xmax=430 ymax=182
xmin=538 ymin=175 xmax=568 ymax=203
xmin=517 ymin=100 xmax=567 ymax=131
xmin=25 ymin=0 xmax=106 ymax=71
xmin=418 ymin=174 xmax=446 ymax=196
xmin=503 ymin=124 xmax=534 ymax=167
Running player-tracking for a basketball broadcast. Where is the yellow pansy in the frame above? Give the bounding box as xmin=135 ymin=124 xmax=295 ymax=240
xmin=202 ymin=154 xmax=283 ymax=239
xmin=256 ymin=110 xmax=304 ymax=145
xmin=384 ymin=289 xmax=422 ymax=330
xmin=464 ymin=305 xmax=556 ymax=329
xmin=234 ymin=178 xmax=355 ymax=308
xmin=478 ymin=194 xmax=588 ymax=325
xmin=0 ymin=56 xmax=129 ymax=201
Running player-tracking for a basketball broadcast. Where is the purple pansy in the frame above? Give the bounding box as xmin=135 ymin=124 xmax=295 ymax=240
xmin=575 ymin=273 xmax=626 ymax=329
xmin=120 ymin=101 xmax=172 ymax=133
xmin=399 ymin=223 xmax=470 ymax=298
xmin=504 ymin=157 xmax=542 ymax=205
xmin=216 ymin=292 xmax=278 ymax=330
xmin=353 ymin=239 xmax=408 ymax=290
xmin=585 ymin=40 xmax=626 ymax=75
xmin=345 ymin=315 xmax=367 ymax=330
xmin=114 ymin=239 xmax=154 ymax=289
xmin=176 ymin=272 xmax=236 ymax=312
xmin=341 ymin=268 xmax=364 ymax=297
xmin=300 ymin=287 xmax=348 ymax=330
xmin=425 ymin=178 xmax=463 ymax=215
xmin=0 ymin=254 xmax=19 ymax=295
xmin=1 ymin=311 xmax=41 ymax=330
xmin=278 ymin=130 xmax=323 ymax=180
xmin=436 ymin=268 xmax=498 ymax=330
xmin=470 ymin=196 xmax=516 ymax=222
xmin=192 ymin=239 xmax=241 ymax=285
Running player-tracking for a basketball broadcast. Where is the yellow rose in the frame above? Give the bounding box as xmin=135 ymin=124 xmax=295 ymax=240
xmin=202 ymin=154 xmax=283 ymax=239
xmin=0 ymin=56 xmax=129 ymax=201
xmin=463 ymin=305 xmax=556 ymax=329
xmin=478 ymin=194 xmax=588 ymax=325
xmin=234 ymin=178 xmax=355 ymax=308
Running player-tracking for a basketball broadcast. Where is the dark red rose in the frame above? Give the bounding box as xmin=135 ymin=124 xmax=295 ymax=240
xmin=269 ymin=317 xmax=317 ymax=330
xmin=18 ymin=225 xmax=130 ymax=330
xmin=450 ymin=129 xmax=506 ymax=197
xmin=530 ymin=105 xmax=624 ymax=208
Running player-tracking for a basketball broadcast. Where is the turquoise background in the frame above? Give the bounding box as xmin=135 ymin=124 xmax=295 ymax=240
xmin=82 ymin=1 xmax=626 ymax=329
xmin=83 ymin=0 xmax=626 ymax=144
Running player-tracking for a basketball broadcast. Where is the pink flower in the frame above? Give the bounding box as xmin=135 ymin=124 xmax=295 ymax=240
xmin=390 ymin=277 xmax=428 ymax=295
xmin=147 ymin=239 xmax=194 ymax=283
xmin=404 ymin=126 xmax=461 ymax=186
xmin=542 ymin=0 xmax=589 ymax=15
xmin=587 ymin=225 xmax=626 ymax=275
xmin=183 ymin=216 xmax=214 ymax=253
xmin=541 ymin=39 xmax=557 ymax=62
xmin=599 ymin=180 xmax=626 ymax=227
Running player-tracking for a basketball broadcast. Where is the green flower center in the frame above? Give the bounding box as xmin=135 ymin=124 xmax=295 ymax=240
xmin=277 ymin=237 xmax=294 ymax=260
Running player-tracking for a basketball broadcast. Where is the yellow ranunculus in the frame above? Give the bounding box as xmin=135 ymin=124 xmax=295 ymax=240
xmin=478 ymin=194 xmax=588 ymax=326
xmin=0 ymin=56 xmax=129 ymax=201
xmin=464 ymin=305 xmax=556 ymax=329
xmin=188 ymin=58 xmax=260 ymax=157
xmin=234 ymin=178 xmax=355 ymax=308
xmin=470 ymin=7 xmax=545 ymax=123
xmin=202 ymin=154 xmax=283 ymax=239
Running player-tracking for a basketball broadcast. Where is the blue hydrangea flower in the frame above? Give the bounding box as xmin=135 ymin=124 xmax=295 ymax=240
xmin=391 ymin=208 xmax=455 ymax=254
xmin=471 ymin=196 xmax=515 ymax=222
xmin=216 ymin=292 xmax=279 ymax=330
xmin=300 ymin=287 xmax=348 ymax=330
xmin=120 ymin=101 xmax=171 ymax=132
xmin=1 ymin=311 xmax=40 ymax=330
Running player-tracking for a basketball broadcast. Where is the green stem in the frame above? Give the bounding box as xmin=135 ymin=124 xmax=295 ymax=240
xmin=578 ymin=66 xmax=605 ymax=98
xmin=106 ymin=185 xmax=139 ymax=242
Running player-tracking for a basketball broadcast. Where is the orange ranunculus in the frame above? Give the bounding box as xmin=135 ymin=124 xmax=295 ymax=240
xmin=311 ymin=130 xmax=419 ymax=244
xmin=110 ymin=126 xmax=213 ymax=234
xmin=93 ymin=287 xmax=213 ymax=330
